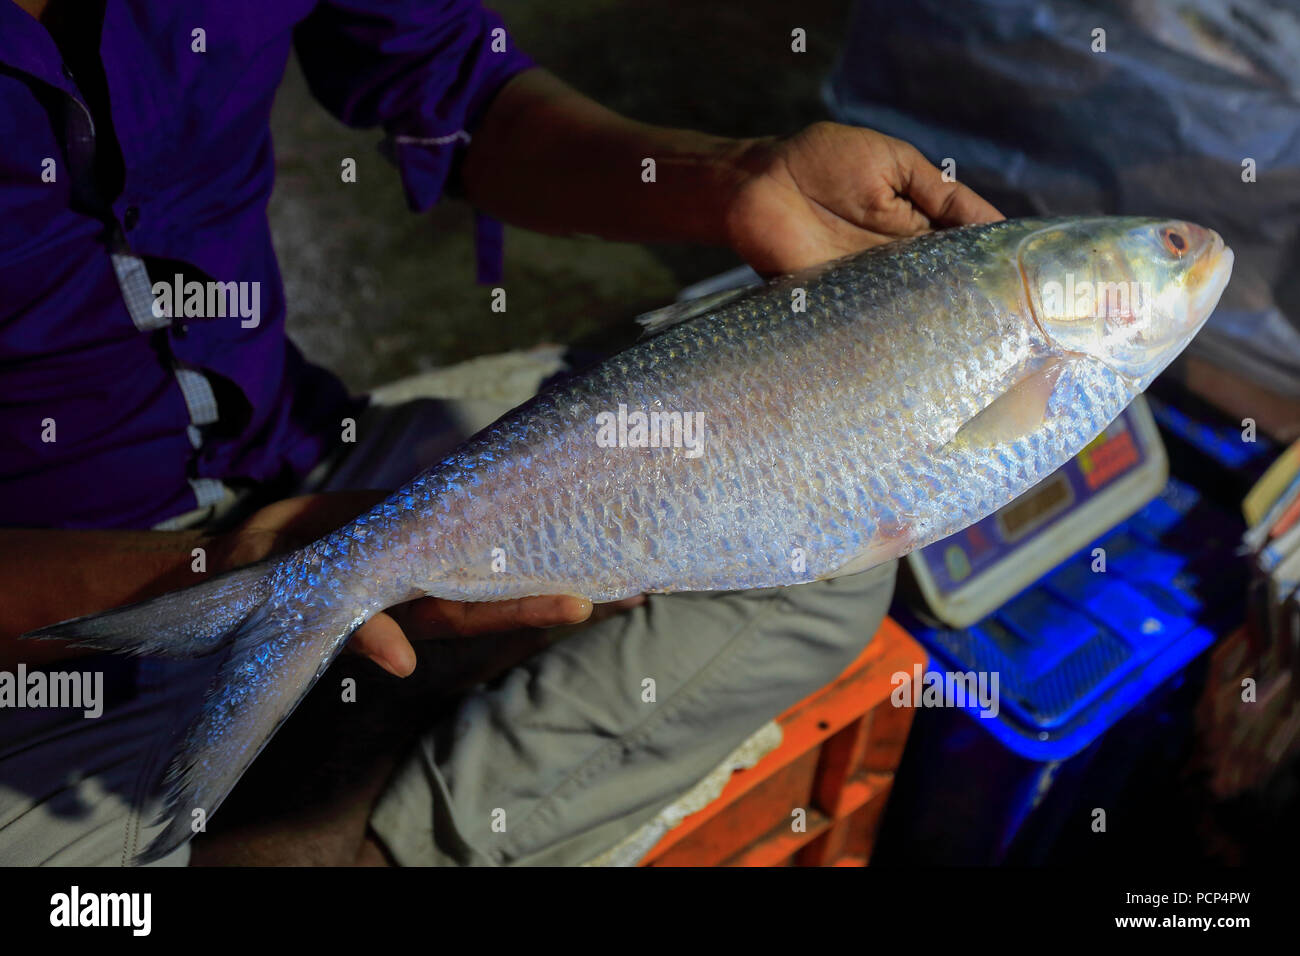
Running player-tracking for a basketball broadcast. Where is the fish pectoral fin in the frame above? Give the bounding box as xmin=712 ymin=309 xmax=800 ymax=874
xmin=635 ymin=285 xmax=758 ymax=337
xmin=947 ymin=355 xmax=1071 ymax=451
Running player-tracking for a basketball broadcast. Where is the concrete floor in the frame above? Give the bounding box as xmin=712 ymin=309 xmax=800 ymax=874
xmin=268 ymin=0 xmax=852 ymax=392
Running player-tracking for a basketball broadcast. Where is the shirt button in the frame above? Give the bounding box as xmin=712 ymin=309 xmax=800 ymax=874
xmin=123 ymin=206 xmax=140 ymax=231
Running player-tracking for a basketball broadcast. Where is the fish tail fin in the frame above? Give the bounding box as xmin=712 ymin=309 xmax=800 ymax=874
xmin=137 ymin=593 xmax=361 ymax=863
xmin=23 ymin=559 xmax=364 ymax=864
xmin=22 ymin=562 xmax=278 ymax=658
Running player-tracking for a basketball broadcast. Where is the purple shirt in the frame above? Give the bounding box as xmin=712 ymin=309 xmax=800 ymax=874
xmin=0 ymin=0 xmax=533 ymax=529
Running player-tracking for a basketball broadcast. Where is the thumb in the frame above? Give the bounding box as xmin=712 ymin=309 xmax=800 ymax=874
xmin=349 ymin=612 xmax=418 ymax=677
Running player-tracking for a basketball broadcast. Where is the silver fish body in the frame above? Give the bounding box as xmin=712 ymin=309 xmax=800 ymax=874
xmin=30 ymin=216 xmax=1233 ymax=860
xmin=288 ymin=216 xmax=1230 ymax=609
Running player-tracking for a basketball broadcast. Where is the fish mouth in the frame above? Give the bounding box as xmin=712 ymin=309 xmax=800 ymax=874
xmin=1126 ymin=230 xmax=1233 ymax=394
xmin=1186 ymin=233 xmax=1234 ymax=335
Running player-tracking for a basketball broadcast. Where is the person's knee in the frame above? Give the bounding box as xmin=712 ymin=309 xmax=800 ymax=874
xmin=768 ymin=559 xmax=899 ymax=675
xmin=661 ymin=559 xmax=898 ymax=706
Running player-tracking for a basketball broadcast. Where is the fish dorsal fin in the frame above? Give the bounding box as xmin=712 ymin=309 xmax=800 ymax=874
xmin=948 ymin=355 xmax=1071 ymax=450
xmin=635 ymin=285 xmax=758 ymax=338
xmin=636 ymin=256 xmax=850 ymax=339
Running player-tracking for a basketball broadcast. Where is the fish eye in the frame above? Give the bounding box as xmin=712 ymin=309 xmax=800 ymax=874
xmin=1161 ymin=227 xmax=1188 ymax=257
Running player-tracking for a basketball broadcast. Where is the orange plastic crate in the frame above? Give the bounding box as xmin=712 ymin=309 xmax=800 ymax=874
xmin=642 ymin=616 xmax=924 ymax=867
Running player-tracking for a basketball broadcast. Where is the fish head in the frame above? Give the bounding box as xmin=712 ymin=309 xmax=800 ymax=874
xmin=1019 ymin=217 xmax=1234 ymax=390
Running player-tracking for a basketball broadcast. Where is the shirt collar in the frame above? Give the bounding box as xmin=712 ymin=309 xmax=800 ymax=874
xmin=0 ymin=1 xmax=77 ymax=93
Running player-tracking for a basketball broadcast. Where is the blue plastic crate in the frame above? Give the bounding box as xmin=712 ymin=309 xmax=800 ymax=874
xmin=896 ymin=476 xmax=1245 ymax=761
xmin=1147 ymin=398 xmax=1277 ymax=471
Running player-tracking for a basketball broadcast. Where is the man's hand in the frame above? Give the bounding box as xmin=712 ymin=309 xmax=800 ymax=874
xmin=230 ymin=493 xmax=643 ymax=679
xmin=463 ymin=70 xmax=1002 ymax=277
xmin=1 ymin=491 xmax=641 ymax=674
xmin=724 ymin=123 xmax=1004 ymax=275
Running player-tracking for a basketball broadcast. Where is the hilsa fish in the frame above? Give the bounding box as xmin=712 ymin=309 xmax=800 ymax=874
xmin=29 ymin=216 xmax=1233 ymax=860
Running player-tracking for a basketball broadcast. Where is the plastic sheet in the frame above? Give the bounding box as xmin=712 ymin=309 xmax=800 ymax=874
xmin=825 ymin=0 xmax=1300 ymax=396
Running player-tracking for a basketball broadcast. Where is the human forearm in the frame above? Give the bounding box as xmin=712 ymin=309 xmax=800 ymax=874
xmin=460 ymin=68 xmax=759 ymax=248
xmin=0 ymin=492 xmax=610 ymax=677
xmin=461 ymin=69 xmax=1002 ymax=275
xmin=0 ymin=526 xmax=283 ymax=665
